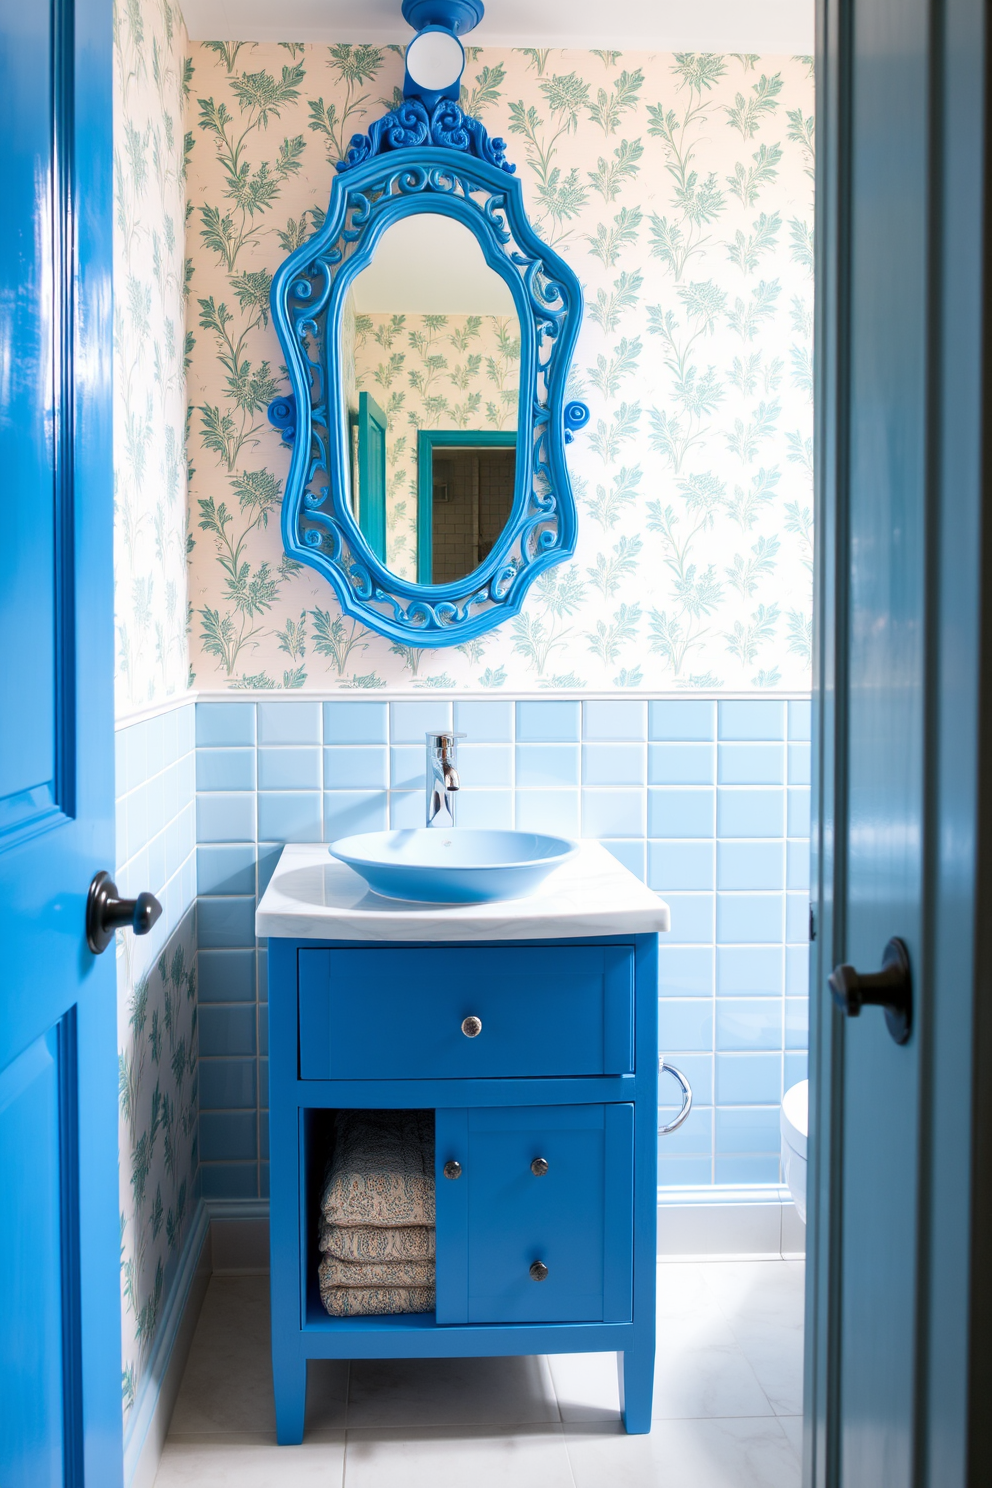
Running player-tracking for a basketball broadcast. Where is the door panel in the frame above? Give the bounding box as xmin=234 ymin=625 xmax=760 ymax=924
xmin=0 ymin=0 xmax=120 ymax=1480
xmin=435 ymin=1104 xmax=634 ymax=1326
xmin=809 ymin=1 xmax=991 ymax=1484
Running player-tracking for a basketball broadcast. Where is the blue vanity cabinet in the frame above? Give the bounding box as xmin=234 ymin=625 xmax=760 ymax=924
xmin=267 ymin=932 xmax=659 ymax=1441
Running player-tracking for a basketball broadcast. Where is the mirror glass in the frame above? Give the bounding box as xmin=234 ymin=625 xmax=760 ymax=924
xmin=339 ymin=212 xmax=521 ymax=585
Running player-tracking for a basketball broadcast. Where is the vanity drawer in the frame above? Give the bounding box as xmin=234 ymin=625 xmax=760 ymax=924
xmin=434 ymin=1104 xmax=634 ymax=1325
xmin=297 ymin=945 xmax=634 ymax=1080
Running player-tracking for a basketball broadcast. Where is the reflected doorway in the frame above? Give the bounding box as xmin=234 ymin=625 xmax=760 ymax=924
xmin=417 ymin=431 xmax=517 ymax=585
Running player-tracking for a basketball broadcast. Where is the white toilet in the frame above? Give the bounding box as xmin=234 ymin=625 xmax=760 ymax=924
xmin=781 ymin=1079 xmax=808 ymax=1223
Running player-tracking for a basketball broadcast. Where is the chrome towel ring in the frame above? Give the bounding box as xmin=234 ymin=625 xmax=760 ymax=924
xmin=659 ymin=1060 xmax=693 ymax=1135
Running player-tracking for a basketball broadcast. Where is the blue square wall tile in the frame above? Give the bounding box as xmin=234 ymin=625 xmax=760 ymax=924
xmin=658 ymin=946 xmax=713 ymax=998
xmin=659 ymin=999 xmax=714 ymax=1052
xmin=648 ymin=841 xmax=713 ymax=893
xmin=200 ymin=1111 xmax=257 ymax=1162
xmin=601 ymin=840 xmax=645 ymax=879
xmin=390 ymin=700 xmax=452 ymax=742
xmin=648 ymin=788 xmax=715 ymax=838
xmin=455 ymin=791 xmax=514 ymax=830
xmin=198 ymin=896 xmax=257 ymax=949
xmin=257 ymin=843 xmax=283 ymax=897
xmin=453 ymin=700 xmax=512 ymax=741
xmin=515 ymin=790 xmax=580 ymax=836
xmin=515 ymin=700 xmax=580 ymax=742
xmin=788 ymin=787 xmax=812 ymax=837
xmin=257 ymin=792 xmax=322 ymax=843
xmin=197 ymin=949 xmax=256 ymax=1004
xmin=516 ymin=744 xmax=579 ymax=788
xmin=323 ymin=791 xmax=388 ymax=839
xmin=715 ymin=1155 xmax=781 ymax=1185
xmin=456 ymin=744 xmax=512 ymax=789
xmin=716 ymin=998 xmax=782 ymax=1051
xmin=716 ymin=892 xmax=785 ymax=944
xmin=389 ymin=746 xmax=426 ymax=791
xmin=786 ymin=944 xmax=810 ymax=996
xmin=196 ymin=793 xmax=255 ymax=844
xmin=582 ymin=700 xmax=647 ymax=740
xmin=787 ymin=840 xmax=810 ymax=890
xmin=323 ymin=701 xmax=388 ymax=744
xmin=785 ymin=997 xmax=809 ymax=1049
xmin=717 ymin=840 xmax=784 ymax=891
xmin=199 ymin=1059 xmax=257 ymax=1110
xmin=715 ymin=1104 xmax=781 ymax=1153
xmin=257 ymin=701 xmax=321 ymax=745
xmin=581 ymin=789 xmax=644 ymax=838
xmin=197 ymin=844 xmax=255 ymax=896
xmin=788 ymin=742 xmax=811 ymax=785
xmin=786 ymin=893 xmax=810 ymax=943
xmin=582 ymin=743 xmax=645 ymax=786
xmin=648 ymin=700 xmax=716 ymax=741
xmin=662 ymin=893 xmax=714 ymax=944
xmin=200 ymin=1164 xmax=259 ymax=1200
xmin=323 ymin=746 xmax=388 ymax=790
xmin=199 ymin=1004 xmax=257 ymax=1057
xmin=389 ymin=793 xmax=423 ymax=828
xmin=716 ymin=788 xmax=785 ymax=838
xmin=718 ymin=700 xmax=786 ymax=740
xmin=196 ymin=702 xmax=255 ymax=746
xmin=652 ymin=1104 xmax=712 ymax=1157
xmin=196 ymin=748 xmax=255 ymax=792
xmin=718 ymin=743 xmax=785 ymax=785
xmin=717 ymin=945 xmax=784 ymax=996
xmin=788 ymin=700 xmax=812 ymax=740
xmin=257 ymin=747 xmax=321 ymax=791
xmin=658 ymin=1156 xmax=714 ymax=1187
xmin=648 ymin=742 xmax=715 ymax=786
xmin=785 ymin=1052 xmax=808 ymax=1088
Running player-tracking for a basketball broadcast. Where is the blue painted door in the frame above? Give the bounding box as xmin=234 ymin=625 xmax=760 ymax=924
xmin=0 ymin=0 xmax=120 ymax=1483
xmin=808 ymin=0 xmax=990 ymax=1482
xmin=435 ymin=1104 xmax=634 ymax=1326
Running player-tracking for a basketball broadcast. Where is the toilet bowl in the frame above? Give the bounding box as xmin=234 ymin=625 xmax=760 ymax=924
xmin=781 ymin=1079 xmax=808 ymax=1223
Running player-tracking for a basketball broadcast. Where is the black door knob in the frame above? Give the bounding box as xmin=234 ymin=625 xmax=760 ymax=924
xmin=86 ymin=871 xmax=162 ymax=954
xmin=828 ymin=936 xmax=912 ymax=1045
xmin=529 ymin=1260 xmax=549 ymax=1282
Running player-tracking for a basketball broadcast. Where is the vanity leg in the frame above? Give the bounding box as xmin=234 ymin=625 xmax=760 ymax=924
xmin=617 ymin=1334 xmax=655 ymax=1434
xmin=273 ymin=1352 xmax=308 ymax=1445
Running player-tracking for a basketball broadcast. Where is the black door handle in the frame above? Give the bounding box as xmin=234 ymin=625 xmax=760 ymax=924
xmin=828 ymin=936 xmax=912 ymax=1045
xmin=86 ymin=870 xmax=162 ymax=954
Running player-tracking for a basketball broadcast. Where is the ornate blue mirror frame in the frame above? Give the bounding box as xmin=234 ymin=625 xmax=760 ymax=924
xmin=268 ymin=5 xmax=589 ymax=646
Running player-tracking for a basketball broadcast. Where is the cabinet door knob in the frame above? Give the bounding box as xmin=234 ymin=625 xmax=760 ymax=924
xmin=529 ymin=1260 xmax=549 ymax=1282
xmin=461 ymin=1015 xmax=483 ymax=1038
xmin=443 ymin=1160 xmax=462 ymax=1180
xmin=530 ymin=1157 xmax=549 ymax=1176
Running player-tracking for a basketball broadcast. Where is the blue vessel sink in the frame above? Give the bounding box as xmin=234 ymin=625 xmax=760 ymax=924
xmin=328 ymin=828 xmax=578 ymax=904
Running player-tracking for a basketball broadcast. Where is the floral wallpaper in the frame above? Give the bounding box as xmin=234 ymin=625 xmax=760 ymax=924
xmin=185 ymin=44 xmax=814 ymax=692
xmin=113 ymin=0 xmax=199 ymax=1430
xmin=114 ymin=0 xmax=192 ymax=711
xmin=352 ymin=311 xmax=521 ymax=580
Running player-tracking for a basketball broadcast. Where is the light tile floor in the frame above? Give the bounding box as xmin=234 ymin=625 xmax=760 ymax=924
xmin=155 ymin=1259 xmax=804 ymax=1487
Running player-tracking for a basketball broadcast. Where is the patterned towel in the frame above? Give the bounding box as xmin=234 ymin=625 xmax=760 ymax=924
xmin=319 ymin=1219 xmax=435 ymax=1262
xmin=318 ymin=1254 xmax=434 ymax=1288
xmin=319 ymin=1110 xmax=435 ymax=1228
xmin=317 ymin=1272 xmax=436 ymax=1317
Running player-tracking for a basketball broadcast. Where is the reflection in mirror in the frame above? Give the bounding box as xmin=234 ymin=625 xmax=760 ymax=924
xmin=339 ymin=213 xmax=520 ymax=584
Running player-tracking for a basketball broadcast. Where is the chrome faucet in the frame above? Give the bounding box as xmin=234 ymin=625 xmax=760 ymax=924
xmin=426 ymin=731 xmax=464 ymax=828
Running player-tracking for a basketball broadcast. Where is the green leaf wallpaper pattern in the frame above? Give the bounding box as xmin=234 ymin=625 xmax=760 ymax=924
xmin=184 ymin=44 xmax=815 ymax=693
xmin=114 ymin=0 xmax=192 ymax=711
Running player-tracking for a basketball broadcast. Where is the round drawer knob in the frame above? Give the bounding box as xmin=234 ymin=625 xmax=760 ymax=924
xmin=443 ymin=1159 xmax=462 ymax=1180
xmin=529 ymin=1260 xmax=549 ymax=1282
xmin=530 ymin=1157 xmax=549 ymax=1177
xmin=461 ymin=1015 xmax=483 ymax=1038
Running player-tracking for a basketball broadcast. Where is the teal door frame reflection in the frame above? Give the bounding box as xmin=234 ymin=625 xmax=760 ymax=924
xmin=416 ymin=429 xmax=517 ymax=585
xmin=357 ymin=392 xmax=388 ymax=562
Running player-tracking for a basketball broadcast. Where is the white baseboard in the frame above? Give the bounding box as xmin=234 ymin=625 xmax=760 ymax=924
xmin=125 ymin=1201 xmax=211 ymax=1488
xmin=657 ymin=1185 xmax=806 ymax=1260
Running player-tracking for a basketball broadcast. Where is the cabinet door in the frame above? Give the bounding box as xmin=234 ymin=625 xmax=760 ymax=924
xmin=435 ymin=1104 xmax=634 ymax=1326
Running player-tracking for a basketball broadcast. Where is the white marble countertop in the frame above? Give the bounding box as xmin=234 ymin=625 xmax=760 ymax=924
xmin=256 ymin=841 xmax=670 ymax=943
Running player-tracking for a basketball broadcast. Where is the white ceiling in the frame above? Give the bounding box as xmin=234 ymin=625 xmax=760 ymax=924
xmin=182 ymin=0 xmax=814 ymax=53
xmin=350 ymin=215 xmax=518 ymax=316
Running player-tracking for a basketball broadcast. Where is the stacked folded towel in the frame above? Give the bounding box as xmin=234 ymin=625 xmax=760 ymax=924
xmin=317 ymin=1110 xmax=436 ymax=1317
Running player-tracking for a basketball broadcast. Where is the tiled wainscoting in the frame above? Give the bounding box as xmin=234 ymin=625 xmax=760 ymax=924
xmin=188 ymin=694 xmax=811 ymax=1203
